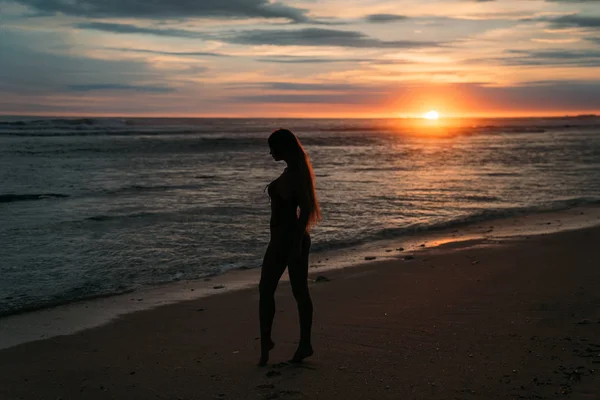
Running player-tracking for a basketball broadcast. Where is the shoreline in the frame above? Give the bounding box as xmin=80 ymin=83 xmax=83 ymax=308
xmin=1 ymin=204 xmax=599 ymax=351
xmin=1 ymin=213 xmax=600 ymax=398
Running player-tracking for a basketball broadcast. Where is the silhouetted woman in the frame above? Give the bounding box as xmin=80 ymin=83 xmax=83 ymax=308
xmin=259 ymin=128 xmax=322 ymax=366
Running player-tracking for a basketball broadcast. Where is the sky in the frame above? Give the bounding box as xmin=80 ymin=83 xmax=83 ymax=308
xmin=1 ymin=0 xmax=600 ymax=118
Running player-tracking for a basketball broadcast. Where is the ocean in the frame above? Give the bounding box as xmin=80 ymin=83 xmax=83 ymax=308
xmin=1 ymin=116 xmax=599 ymax=316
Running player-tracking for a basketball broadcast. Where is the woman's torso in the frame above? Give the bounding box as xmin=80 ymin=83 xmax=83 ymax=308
xmin=268 ymin=171 xmax=299 ymax=231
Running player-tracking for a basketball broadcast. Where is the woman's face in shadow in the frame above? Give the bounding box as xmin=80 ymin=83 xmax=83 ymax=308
xmin=270 ymin=145 xmax=283 ymax=161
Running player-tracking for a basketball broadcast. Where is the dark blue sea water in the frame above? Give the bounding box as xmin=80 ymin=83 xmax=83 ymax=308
xmin=1 ymin=116 xmax=599 ymax=316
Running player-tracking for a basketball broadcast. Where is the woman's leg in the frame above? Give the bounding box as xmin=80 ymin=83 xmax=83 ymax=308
xmin=258 ymin=240 xmax=288 ymax=366
xmin=288 ymin=232 xmax=314 ymax=362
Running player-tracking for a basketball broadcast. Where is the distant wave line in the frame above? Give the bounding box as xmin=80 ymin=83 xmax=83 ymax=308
xmin=0 ymin=193 xmax=69 ymax=203
xmin=311 ymin=197 xmax=600 ymax=252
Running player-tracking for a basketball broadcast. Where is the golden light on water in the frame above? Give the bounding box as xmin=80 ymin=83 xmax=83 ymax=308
xmin=423 ymin=110 xmax=440 ymax=120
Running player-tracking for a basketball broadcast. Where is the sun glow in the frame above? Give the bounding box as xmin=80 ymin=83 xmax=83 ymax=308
xmin=423 ymin=110 xmax=440 ymax=120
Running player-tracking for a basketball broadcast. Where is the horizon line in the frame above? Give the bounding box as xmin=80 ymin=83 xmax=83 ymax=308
xmin=1 ymin=112 xmax=599 ymax=120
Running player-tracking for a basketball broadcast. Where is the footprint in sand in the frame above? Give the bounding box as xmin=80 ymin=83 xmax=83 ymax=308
xmin=257 ymin=384 xmax=275 ymax=389
xmin=262 ymin=389 xmax=305 ymax=400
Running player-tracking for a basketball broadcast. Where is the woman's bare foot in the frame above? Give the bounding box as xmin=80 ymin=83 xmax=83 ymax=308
xmin=258 ymin=339 xmax=275 ymax=367
xmin=290 ymin=343 xmax=313 ymax=363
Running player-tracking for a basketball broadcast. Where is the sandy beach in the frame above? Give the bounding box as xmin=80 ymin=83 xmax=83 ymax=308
xmin=1 ymin=212 xmax=600 ymax=400
xmin=3 ymin=0 xmax=600 ymax=397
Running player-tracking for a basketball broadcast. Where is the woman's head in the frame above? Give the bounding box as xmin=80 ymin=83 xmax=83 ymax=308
xmin=268 ymin=128 xmax=322 ymax=229
xmin=268 ymin=128 xmax=302 ymax=162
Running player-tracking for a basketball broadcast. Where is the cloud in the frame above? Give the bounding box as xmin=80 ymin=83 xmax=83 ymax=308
xmin=470 ymin=81 xmax=600 ymax=110
xmin=75 ymin=22 xmax=444 ymax=48
xmin=481 ymin=0 xmax=600 ymax=2
xmin=221 ymin=27 xmax=444 ymax=48
xmin=255 ymin=56 xmax=371 ymax=63
xmin=365 ymin=14 xmax=408 ymax=23
xmin=231 ymin=81 xmax=600 ymax=111
xmin=106 ymin=48 xmax=228 ymax=57
xmin=66 ymin=83 xmax=175 ymax=93
xmin=544 ymin=0 xmax=600 ymax=3
xmin=240 ymin=82 xmax=382 ymax=92
xmin=232 ymin=93 xmax=384 ymax=104
xmin=4 ymin=0 xmax=310 ymax=22
xmin=508 ymin=49 xmax=600 ymax=60
xmin=229 ymin=81 xmax=394 ymax=105
xmin=0 ymin=29 xmax=169 ymax=95
xmin=481 ymin=49 xmax=600 ymax=67
xmin=531 ymin=14 xmax=600 ymax=28
xmin=75 ymin=22 xmax=207 ymax=38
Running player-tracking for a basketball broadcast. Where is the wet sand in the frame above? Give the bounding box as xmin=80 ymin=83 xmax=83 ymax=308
xmin=2 ymin=205 xmax=599 ymax=351
xmin=2 ymin=224 xmax=600 ymax=399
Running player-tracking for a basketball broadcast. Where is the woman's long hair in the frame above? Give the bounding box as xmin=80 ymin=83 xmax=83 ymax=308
xmin=268 ymin=128 xmax=322 ymax=229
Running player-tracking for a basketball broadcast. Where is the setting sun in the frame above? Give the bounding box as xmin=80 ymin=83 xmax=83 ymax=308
xmin=424 ymin=110 xmax=440 ymax=120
